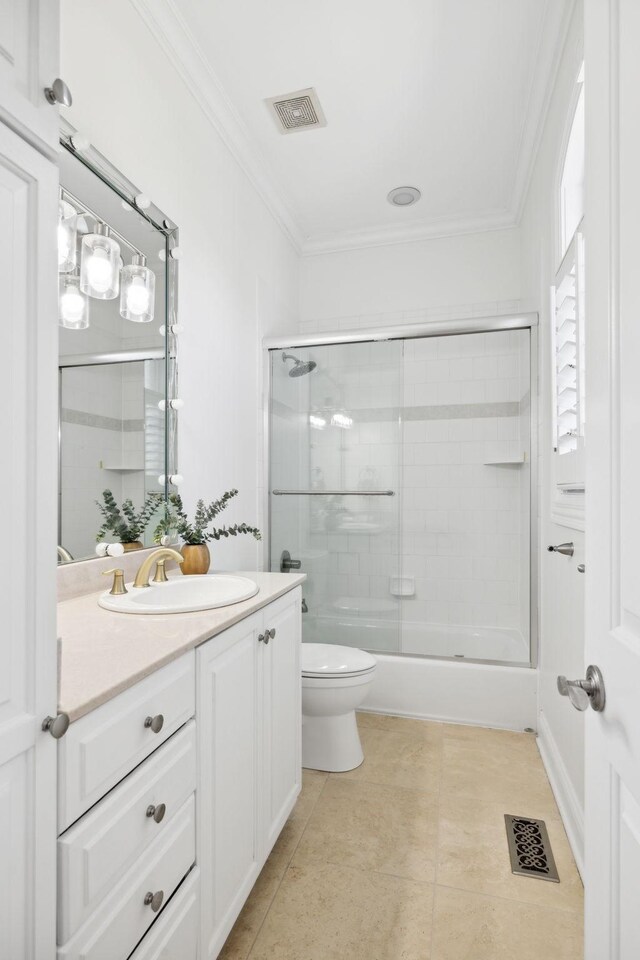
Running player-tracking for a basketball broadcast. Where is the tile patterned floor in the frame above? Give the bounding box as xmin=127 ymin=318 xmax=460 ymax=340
xmin=219 ymin=713 xmax=584 ymax=960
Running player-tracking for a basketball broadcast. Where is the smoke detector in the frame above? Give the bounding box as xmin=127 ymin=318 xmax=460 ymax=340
xmin=265 ymin=87 xmax=327 ymax=134
xmin=387 ymin=186 xmax=422 ymax=207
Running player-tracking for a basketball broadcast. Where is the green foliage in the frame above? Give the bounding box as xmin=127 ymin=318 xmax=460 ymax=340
xmin=96 ymin=489 xmax=163 ymax=543
xmin=154 ymin=489 xmax=261 ymax=546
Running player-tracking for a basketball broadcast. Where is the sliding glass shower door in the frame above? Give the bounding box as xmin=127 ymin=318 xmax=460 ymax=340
xmin=269 ymin=341 xmax=403 ymax=652
xmin=269 ymin=327 xmax=532 ymax=666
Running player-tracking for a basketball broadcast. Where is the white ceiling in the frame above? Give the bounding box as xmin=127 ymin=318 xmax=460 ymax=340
xmin=137 ymin=0 xmax=574 ymax=253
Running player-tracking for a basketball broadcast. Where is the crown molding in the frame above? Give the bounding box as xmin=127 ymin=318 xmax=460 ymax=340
xmin=299 ymin=209 xmax=518 ymax=256
xmin=509 ymin=0 xmax=579 ymax=223
xmin=131 ymin=0 xmax=304 ymax=254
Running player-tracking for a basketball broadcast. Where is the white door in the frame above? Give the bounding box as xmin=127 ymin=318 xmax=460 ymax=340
xmin=261 ymin=589 xmax=301 ymax=856
xmin=584 ymin=1 xmax=640 ymax=956
xmin=0 ymin=122 xmax=58 ymax=959
xmin=197 ymin=616 xmax=261 ymax=960
xmin=0 ymin=0 xmax=61 ymax=155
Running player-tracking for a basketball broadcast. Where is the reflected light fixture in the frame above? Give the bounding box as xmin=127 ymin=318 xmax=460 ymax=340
xmin=331 ymin=412 xmax=353 ymax=429
xmin=120 ymin=253 xmax=156 ymax=323
xmin=58 ymin=198 xmax=77 ymax=273
xmin=59 ymin=274 xmax=89 ymax=329
xmin=309 ymin=414 xmax=326 ymax=430
xmin=80 ymin=223 xmax=120 ymax=299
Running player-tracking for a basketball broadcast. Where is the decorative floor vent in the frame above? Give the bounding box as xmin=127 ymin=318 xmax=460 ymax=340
xmin=265 ymin=87 xmax=327 ymax=134
xmin=504 ymin=815 xmax=560 ymax=882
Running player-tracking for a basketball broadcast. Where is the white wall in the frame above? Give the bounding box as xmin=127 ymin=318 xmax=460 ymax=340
xmin=60 ymin=0 xmax=299 ymax=571
xmin=299 ymin=228 xmax=525 ymax=333
xmin=520 ymin=1 xmax=586 ymax=871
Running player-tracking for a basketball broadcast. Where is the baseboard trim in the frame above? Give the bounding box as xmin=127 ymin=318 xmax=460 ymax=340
xmin=536 ymin=711 xmax=584 ymax=878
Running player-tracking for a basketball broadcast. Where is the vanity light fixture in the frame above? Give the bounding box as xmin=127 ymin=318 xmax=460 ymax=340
xmin=158 ymin=474 xmax=183 ymax=486
xmin=331 ymin=411 xmax=353 ymax=429
xmin=58 ymin=273 xmax=89 ymax=329
xmin=120 ymin=253 xmax=156 ymax=323
xmin=80 ymin=223 xmax=121 ymax=299
xmin=57 ymin=197 xmax=78 ymax=273
xmin=158 ymin=398 xmax=184 ymax=411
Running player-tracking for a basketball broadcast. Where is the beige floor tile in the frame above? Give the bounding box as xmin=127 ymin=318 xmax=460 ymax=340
xmin=218 ymin=865 xmax=281 ymax=960
xmin=294 ymin=778 xmax=439 ymax=882
xmin=437 ymin=795 xmax=583 ymax=912
xmin=442 ymin=722 xmax=538 ymax=761
xmin=431 ymin=886 xmax=583 ymax=960
xmin=265 ymin=770 xmax=328 ymax=878
xmin=440 ymin=738 xmax=558 ymax=819
xmin=358 ymin=711 xmax=446 ymax=742
xmin=248 ymin=860 xmax=434 ymax=960
xmin=334 ymin=725 xmax=442 ymax=793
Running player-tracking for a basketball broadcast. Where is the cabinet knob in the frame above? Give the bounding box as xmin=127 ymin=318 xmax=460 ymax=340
xmin=144 ymin=714 xmax=164 ymax=734
xmin=267 ymin=628 xmax=276 ymax=639
xmin=144 ymin=890 xmax=164 ymax=912
xmin=258 ymin=633 xmax=265 ymax=643
xmin=42 ymin=712 xmax=70 ymax=739
xmin=146 ymin=803 xmax=166 ymax=823
xmin=44 ymin=78 xmax=72 ymax=107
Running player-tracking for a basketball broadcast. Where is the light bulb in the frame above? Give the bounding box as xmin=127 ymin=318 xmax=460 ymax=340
xmin=86 ymin=248 xmax=112 ymax=293
xmin=80 ymin=224 xmax=120 ymax=300
xmin=59 ymin=276 xmax=89 ymax=329
xmin=120 ymin=254 xmax=155 ymax=323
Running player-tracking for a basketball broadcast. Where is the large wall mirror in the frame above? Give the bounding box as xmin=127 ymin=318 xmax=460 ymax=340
xmin=57 ymin=125 xmax=179 ymax=563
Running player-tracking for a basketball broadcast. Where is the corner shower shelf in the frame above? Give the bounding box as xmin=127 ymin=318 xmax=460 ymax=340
xmin=483 ymin=454 xmax=526 ymax=465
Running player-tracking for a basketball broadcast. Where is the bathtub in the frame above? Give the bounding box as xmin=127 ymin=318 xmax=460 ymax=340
xmin=303 ymin=613 xmax=537 ymax=731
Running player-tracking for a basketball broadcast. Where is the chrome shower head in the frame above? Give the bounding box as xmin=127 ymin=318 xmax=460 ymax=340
xmin=282 ymin=351 xmax=317 ymax=377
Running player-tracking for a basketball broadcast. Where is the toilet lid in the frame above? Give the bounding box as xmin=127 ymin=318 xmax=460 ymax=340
xmin=301 ymin=643 xmax=377 ymax=678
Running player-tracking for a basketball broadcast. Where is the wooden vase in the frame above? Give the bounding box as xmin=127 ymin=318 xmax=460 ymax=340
xmin=180 ymin=543 xmax=211 ymax=575
xmin=122 ymin=541 xmax=144 ymax=552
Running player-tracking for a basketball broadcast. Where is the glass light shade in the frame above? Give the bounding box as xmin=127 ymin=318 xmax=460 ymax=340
xmin=80 ymin=224 xmax=120 ymax=300
xmin=58 ymin=199 xmax=77 ymax=273
xmin=59 ymin=275 xmax=89 ymax=329
xmin=120 ymin=254 xmax=156 ymax=322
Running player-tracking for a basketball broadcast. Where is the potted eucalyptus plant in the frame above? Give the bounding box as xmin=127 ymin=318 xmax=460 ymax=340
xmin=155 ymin=489 xmax=261 ymax=574
xmin=96 ymin=489 xmax=162 ymax=551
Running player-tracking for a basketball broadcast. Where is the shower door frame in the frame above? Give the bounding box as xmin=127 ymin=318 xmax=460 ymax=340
xmin=263 ymin=312 xmax=539 ymax=669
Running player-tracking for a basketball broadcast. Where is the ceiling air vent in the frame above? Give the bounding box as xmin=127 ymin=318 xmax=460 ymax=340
xmin=265 ymin=87 xmax=327 ymax=134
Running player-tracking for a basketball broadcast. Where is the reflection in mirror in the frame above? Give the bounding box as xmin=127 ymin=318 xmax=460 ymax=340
xmin=57 ymin=131 xmax=179 ymax=564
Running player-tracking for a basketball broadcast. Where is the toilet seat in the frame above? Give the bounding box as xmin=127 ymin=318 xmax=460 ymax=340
xmin=301 ymin=642 xmax=377 ymax=679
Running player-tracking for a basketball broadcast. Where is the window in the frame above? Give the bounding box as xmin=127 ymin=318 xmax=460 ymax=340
xmin=552 ymin=65 xmax=585 ymax=493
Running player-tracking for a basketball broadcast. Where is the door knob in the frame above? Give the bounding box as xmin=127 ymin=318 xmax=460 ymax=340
xmin=42 ymin=712 xmax=70 ymax=739
xmin=547 ymin=542 xmax=574 ymax=557
xmin=557 ymin=665 xmax=605 ymax=712
xmin=44 ymin=78 xmax=72 ymax=107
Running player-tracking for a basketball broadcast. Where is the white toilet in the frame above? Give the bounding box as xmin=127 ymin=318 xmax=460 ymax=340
xmin=301 ymin=642 xmax=377 ymax=772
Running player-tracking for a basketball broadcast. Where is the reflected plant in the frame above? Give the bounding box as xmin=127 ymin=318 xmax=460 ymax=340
xmin=96 ymin=489 xmax=163 ymax=544
xmin=154 ymin=490 xmax=261 ymax=546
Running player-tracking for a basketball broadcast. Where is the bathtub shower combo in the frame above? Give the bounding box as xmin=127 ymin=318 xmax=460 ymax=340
xmin=266 ymin=316 xmax=538 ymax=731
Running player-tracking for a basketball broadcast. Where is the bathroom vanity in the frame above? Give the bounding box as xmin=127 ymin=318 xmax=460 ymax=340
xmin=56 ymin=571 xmax=304 ymax=960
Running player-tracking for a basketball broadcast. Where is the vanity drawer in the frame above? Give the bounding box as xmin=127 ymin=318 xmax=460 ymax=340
xmin=58 ymin=720 xmax=196 ymax=943
xmin=58 ymin=794 xmax=196 ymax=960
xmin=58 ymin=653 xmax=195 ymax=831
xmin=129 ymin=868 xmax=199 ymax=960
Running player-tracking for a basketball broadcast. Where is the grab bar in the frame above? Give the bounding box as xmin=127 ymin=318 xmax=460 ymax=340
xmin=272 ymin=489 xmax=395 ymax=497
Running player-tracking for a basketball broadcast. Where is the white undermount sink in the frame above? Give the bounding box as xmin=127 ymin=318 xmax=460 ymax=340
xmin=98 ymin=574 xmax=259 ymax=615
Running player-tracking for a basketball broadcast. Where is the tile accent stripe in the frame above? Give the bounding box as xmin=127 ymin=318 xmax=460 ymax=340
xmin=61 ymin=408 xmax=145 ymax=432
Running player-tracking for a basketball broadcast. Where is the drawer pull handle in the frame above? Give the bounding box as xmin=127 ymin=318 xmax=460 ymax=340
xmin=144 ymin=890 xmax=164 ymax=913
xmin=144 ymin=714 xmax=164 ymax=734
xmin=146 ymin=803 xmax=166 ymax=823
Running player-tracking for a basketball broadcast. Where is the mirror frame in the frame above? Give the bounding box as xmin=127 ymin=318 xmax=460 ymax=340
xmin=57 ymin=119 xmax=180 ymax=563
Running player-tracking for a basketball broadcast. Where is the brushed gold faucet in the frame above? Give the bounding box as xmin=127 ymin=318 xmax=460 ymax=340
xmin=133 ymin=548 xmax=184 ymax=588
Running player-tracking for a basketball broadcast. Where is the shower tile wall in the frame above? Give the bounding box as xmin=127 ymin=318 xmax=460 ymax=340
xmin=400 ymin=330 xmax=530 ymax=655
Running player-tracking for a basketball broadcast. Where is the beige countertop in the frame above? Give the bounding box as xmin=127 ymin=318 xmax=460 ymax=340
xmin=58 ymin=571 xmax=306 ymax=723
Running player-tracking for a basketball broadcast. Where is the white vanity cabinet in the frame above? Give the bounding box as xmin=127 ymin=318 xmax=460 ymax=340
xmin=198 ymin=586 xmax=302 ymax=960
